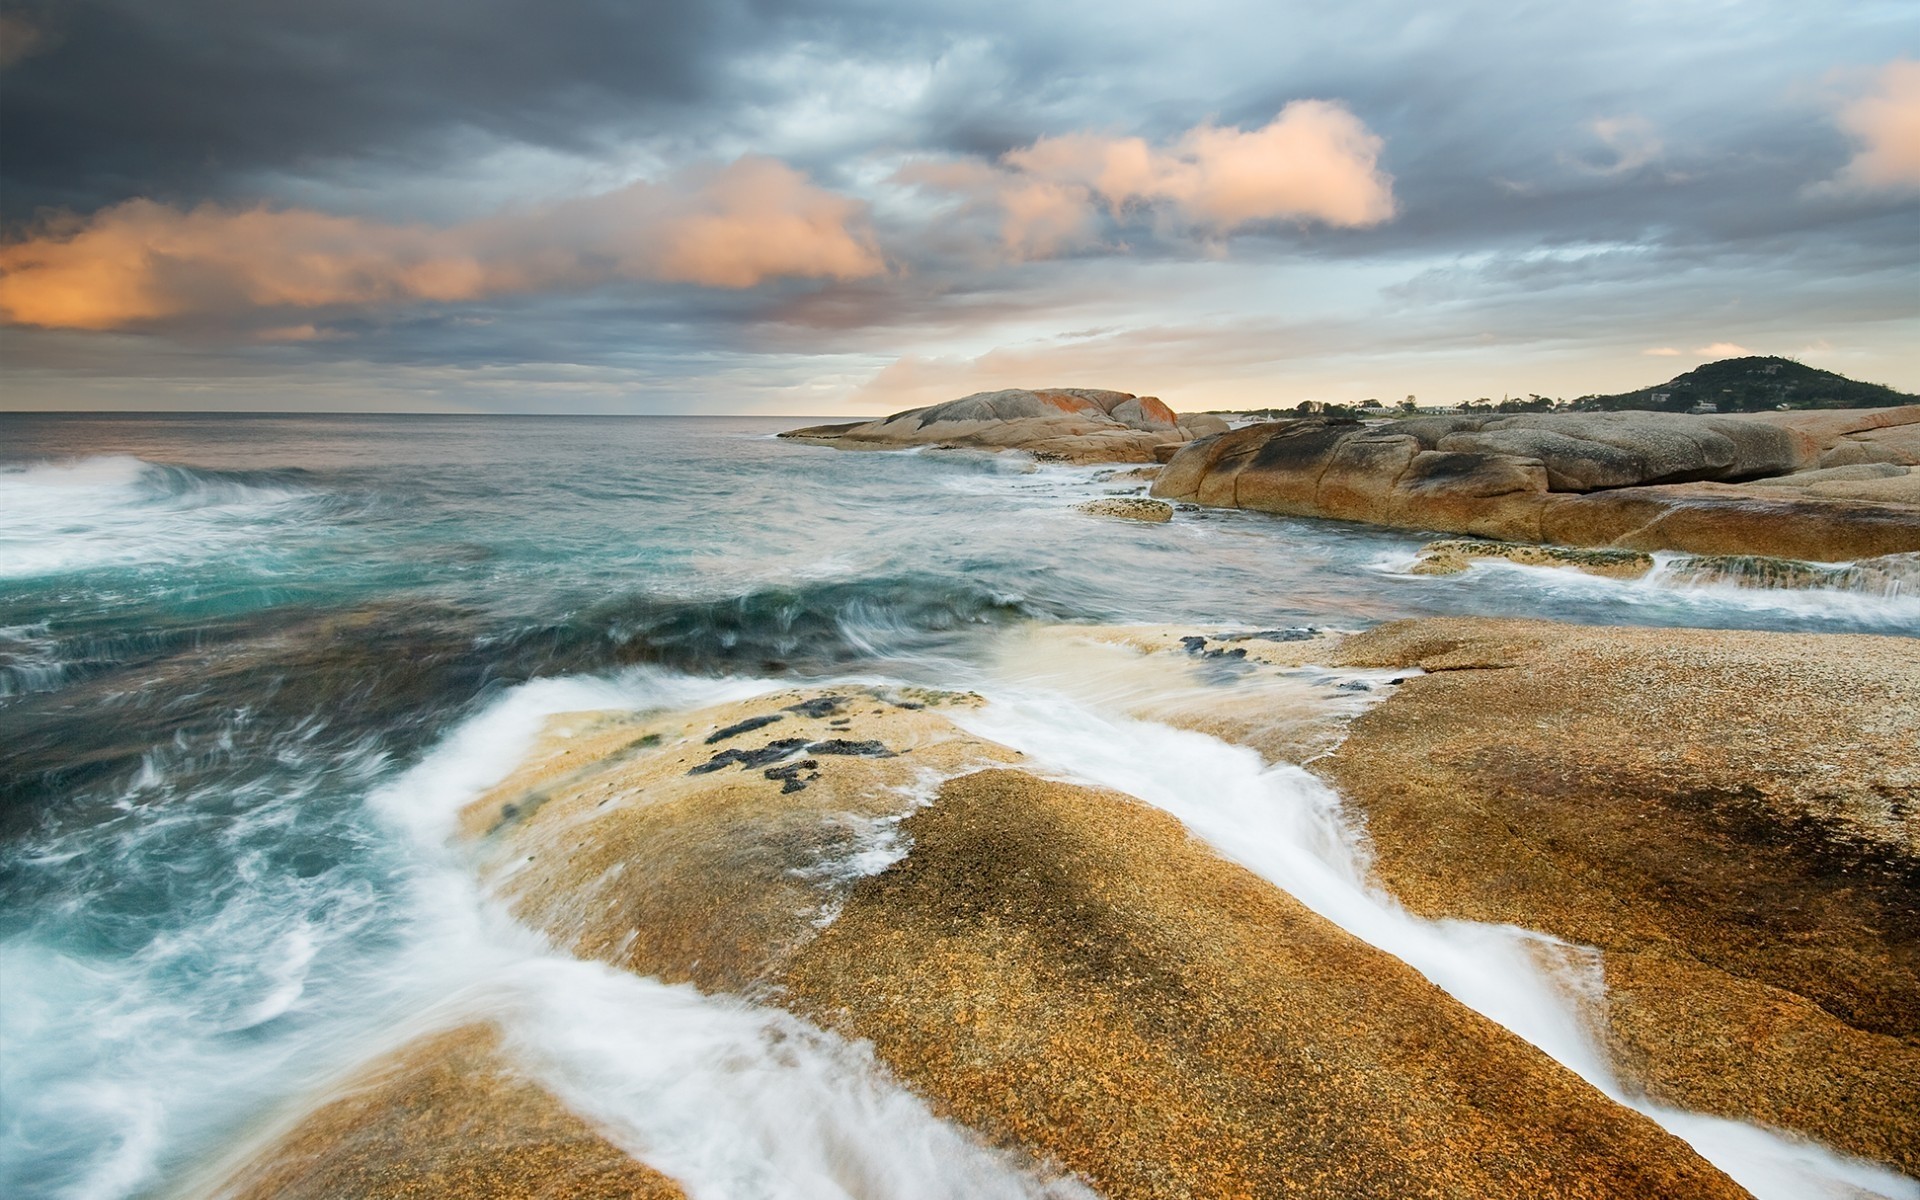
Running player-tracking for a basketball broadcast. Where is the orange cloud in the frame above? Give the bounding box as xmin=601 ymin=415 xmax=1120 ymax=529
xmin=1829 ymin=59 xmax=1920 ymax=193
xmin=0 ymin=157 xmax=885 ymax=330
xmin=907 ymin=101 xmax=1396 ymax=258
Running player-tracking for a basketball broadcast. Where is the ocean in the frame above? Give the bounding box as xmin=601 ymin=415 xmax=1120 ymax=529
xmin=2 ymin=413 xmax=1915 ymax=1200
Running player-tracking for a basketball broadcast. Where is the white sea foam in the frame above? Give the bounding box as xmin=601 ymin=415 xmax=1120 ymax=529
xmin=1373 ymin=552 xmax=1920 ymax=630
xmin=0 ymin=455 xmax=312 ymax=579
xmin=952 ymin=685 xmax=1920 ymax=1200
xmin=354 ymin=669 xmax=1092 ymax=1200
xmin=496 ymin=959 xmax=1092 ymax=1200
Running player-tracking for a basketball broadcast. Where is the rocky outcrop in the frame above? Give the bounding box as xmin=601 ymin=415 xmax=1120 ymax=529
xmin=1073 ymin=497 xmax=1173 ymax=522
xmin=213 ymin=1025 xmax=684 ymax=1200
xmin=1316 ymin=619 xmax=1920 ymax=1175
xmin=456 ymin=685 xmax=1748 ymax=1199
xmin=1007 ymin=620 xmax=1920 ymax=1178
xmin=1407 ymin=538 xmax=1920 ymax=596
xmin=1409 ymin=539 xmax=1655 ymax=578
xmin=1152 ymin=406 xmax=1920 ymax=559
xmin=781 ymin=388 xmax=1230 ymax=465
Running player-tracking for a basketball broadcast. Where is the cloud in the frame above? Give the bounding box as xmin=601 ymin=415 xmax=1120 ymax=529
xmin=1694 ymin=342 xmax=1751 ymax=357
xmin=1826 ymin=59 xmax=1920 ymax=193
xmin=0 ymin=157 xmax=885 ymax=330
xmin=904 ymin=101 xmax=1397 ymax=259
xmin=0 ymin=11 xmax=52 ymax=69
xmin=1643 ymin=346 xmax=1681 ymax=356
xmin=1575 ymin=116 xmax=1664 ymax=175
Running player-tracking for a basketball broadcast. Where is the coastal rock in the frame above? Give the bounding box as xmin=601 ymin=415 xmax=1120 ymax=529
xmin=461 ymin=687 xmax=1015 ymax=994
xmin=1153 ymin=406 xmax=1920 ymax=559
xmin=1407 ymin=538 xmax=1920 ymax=596
xmin=1073 ymin=497 xmax=1173 ymax=523
xmin=1409 ymin=538 xmax=1654 ymax=578
xmin=1319 ymin=617 xmax=1920 ymax=1174
xmin=459 ymin=686 xmax=1748 ymax=1199
xmin=214 ymin=1025 xmax=683 ymax=1200
xmin=780 ymin=388 xmax=1219 ymax=465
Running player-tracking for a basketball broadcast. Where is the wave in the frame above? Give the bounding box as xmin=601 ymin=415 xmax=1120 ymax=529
xmin=1376 ymin=549 xmax=1920 ymax=633
xmin=1653 ymin=550 xmax=1920 ymax=599
xmin=0 ymin=455 xmax=320 ymax=580
xmin=507 ymin=573 xmax=1051 ymax=677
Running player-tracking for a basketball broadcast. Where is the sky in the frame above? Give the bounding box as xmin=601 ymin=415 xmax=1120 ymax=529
xmin=0 ymin=0 xmax=1915 ymax=415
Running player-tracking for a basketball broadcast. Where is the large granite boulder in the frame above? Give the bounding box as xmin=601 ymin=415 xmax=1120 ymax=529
xmin=453 ymin=685 xmax=1748 ymax=1199
xmin=782 ymin=388 xmax=1229 ymax=465
xmin=1153 ymin=406 xmax=1920 ymax=559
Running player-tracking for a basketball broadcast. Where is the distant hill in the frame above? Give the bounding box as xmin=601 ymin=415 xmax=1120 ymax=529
xmin=1575 ymin=356 xmax=1917 ymax=413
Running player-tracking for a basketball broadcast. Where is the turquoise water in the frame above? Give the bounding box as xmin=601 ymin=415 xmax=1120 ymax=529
xmin=1 ymin=414 xmax=1914 ymax=1199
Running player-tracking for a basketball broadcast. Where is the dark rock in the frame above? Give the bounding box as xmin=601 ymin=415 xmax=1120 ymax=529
xmin=783 ymin=696 xmax=848 ymax=719
xmin=764 ymin=760 xmax=820 ymax=794
xmin=806 ymin=739 xmax=895 ymax=757
xmin=705 ymin=713 xmax=785 ymax=743
xmin=688 ymin=738 xmax=811 ymax=774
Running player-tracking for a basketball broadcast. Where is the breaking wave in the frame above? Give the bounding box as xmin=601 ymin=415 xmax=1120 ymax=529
xmin=0 ymin=456 xmax=323 ymax=580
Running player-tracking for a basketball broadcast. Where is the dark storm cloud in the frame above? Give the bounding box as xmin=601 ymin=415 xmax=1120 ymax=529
xmin=0 ymin=0 xmax=780 ymax=215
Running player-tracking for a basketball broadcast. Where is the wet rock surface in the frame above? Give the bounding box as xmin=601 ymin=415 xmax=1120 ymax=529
xmin=1319 ymin=617 xmax=1920 ymax=1173
xmin=780 ymin=768 xmax=1746 ymax=1200
xmin=1152 ymin=406 xmax=1920 ymax=559
xmin=215 ymin=1025 xmax=683 ymax=1200
xmin=460 ymin=686 xmax=1016 ymax=994
xmin=459 ymin=684 xmax=1751 ymax=1199
xmin=1073 ymin=497 xmax=1174 ymax=522
xmin=780 ymin=388 xmax=1227 ymax=465
xmin=1410 ymin=538 xmax=1656 ymax=578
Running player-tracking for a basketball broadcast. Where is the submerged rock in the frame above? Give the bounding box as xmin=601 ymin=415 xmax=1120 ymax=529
xmin=213 ymin=1025 xmax=684 ymax=1200
xmin=459 ymin=684 xmax=1749 ymax=1198
xmin=780 ymin=388 xmax=1227 ymax=465
xmin=1152 ymin=406 xmax=1920 ymax=560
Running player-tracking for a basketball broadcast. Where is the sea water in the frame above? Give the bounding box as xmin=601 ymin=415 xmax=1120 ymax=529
xmin=2 ymin=413 xmax=1915 ymax=1199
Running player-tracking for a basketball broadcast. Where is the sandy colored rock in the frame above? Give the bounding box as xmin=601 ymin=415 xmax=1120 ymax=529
xmin=1153 ymin=407 xmax=1920 ymax=559
xmin=1073 ymin=497 xmax=1173 ymax=523
xmin=464 ymin=686 xmax=1750 ymax=1198
xmin=216 ymin=1025 xmax=682 ymax=1200
xmin=1410 ymin=538 xmax=1655 ymax=578
xmin=1535 ymin=479 xmax=1920 ymax=559
xmin=780 ymin=388 xmax=1212 ymax=464
xmin=1317 ymin=617 xmax=1920 ymax=1173
xmin=461 ymin=685 xmax=1016 ymax=994
xmin=788 ymin=771 xmax=1746 ymax=1199
xmin=988 ymin=623 xmax=1381 ymax=765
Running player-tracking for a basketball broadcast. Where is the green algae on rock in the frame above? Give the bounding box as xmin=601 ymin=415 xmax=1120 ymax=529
xmin=1410 ymin=538 xmax=1655 ymax=578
